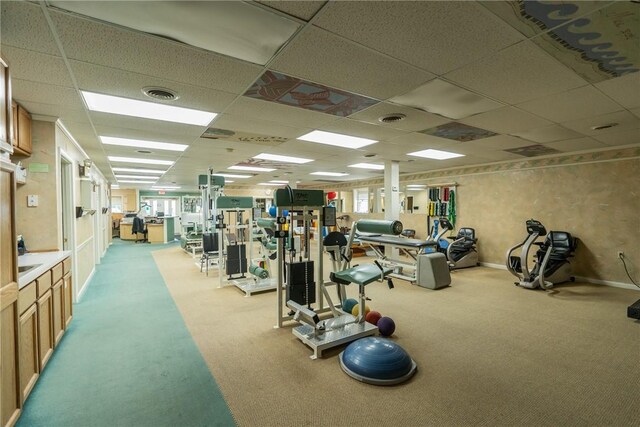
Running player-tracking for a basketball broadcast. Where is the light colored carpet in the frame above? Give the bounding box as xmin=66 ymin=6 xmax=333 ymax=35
xmin=153 ymin=245 xmax=640 ymax=427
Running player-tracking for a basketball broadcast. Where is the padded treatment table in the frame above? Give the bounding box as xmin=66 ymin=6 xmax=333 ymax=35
xmin=333 ymin=263 xmax=393 ymax=286
xmin=357 ymin=234 xmax=436 ymax=249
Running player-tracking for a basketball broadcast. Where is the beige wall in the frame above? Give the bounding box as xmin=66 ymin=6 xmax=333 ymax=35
xmin=15 ymin=121 xmax=59 ymax=251
xmin=111 ymin=188 xmax=138 ymax=212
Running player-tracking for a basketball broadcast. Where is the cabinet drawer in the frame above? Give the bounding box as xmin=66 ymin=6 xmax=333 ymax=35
xmin=36 ymin=270 xmax=52 ymax=297
xmin=62 ymin=257 xmax=71 ymax=274
xmin=51 ymin=262 xmax=63 ymax=284
xmin=18 ymin=280 xmax=36 ymax=314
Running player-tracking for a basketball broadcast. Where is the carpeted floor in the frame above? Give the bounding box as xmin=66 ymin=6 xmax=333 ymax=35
xmin=17 ymin=241 xmax=235 ymax=427
xmin=153 ymin=245 xmax=640 ymax=427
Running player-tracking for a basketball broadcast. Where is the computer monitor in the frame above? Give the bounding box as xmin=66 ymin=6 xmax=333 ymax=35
xmin=157 ymin=212 xmax=165 ymax=217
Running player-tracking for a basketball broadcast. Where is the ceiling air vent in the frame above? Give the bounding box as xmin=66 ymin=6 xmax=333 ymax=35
xmin=378 ymin=113 xmax=406 ymax=124
xmin=142 ymin=87 xmax=179 ymax=101
xmin=591 ymin=123 xmax=618 ymax=131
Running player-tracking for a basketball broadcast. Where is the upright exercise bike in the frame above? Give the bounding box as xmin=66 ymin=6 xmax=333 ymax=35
xmin=506 ymin=219 xmax=578 ymax=290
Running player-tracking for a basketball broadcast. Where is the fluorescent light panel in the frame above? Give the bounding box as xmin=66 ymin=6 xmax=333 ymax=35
xmin=229 ymin=165 xmax=276 ymax=172
xmin=407 ymin=149 xmax=464 ymax=160
xmin=297 ymin=130 xmax=377 ymax=149
xmin=348 ymin=163 xmax=385 ymax=170
xmin=112 ymin=167 xmax=166 ymax=174
xmin=258 ymin=182 xmax=280 ymax=186
xmin=111 ymin=185 xmax=120 ymax=189
xmin=253 ymin=153 xmax=313 ymax=164
xmin=269 ymin=180 xmax=289 ymax=184
xmin=101 ymin=136 xmax=188 ymax=152
xmin=215 ymin=173 xmax=252 ymax=179
xmin=81 ymin=91 xmax=216 ymax=126
xmin=115 ymin=174 xmax=160 ymax=180
xmin=310 ymin=171 xmax=349 ymax=177
xmin=117 ymin=180 xmax=157 ymax=184
xmin=108 ymin=156 xmax=174 ymax=166
xmin=151 ymin=186 xmax=181 ymax=190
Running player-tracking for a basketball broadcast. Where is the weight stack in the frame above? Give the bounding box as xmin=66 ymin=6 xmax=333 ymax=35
xmin=286 ymin=261 xmax=316 ymax=306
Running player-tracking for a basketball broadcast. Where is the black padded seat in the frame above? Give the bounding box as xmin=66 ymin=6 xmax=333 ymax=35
xmin=449 ymin=228 xmax=477 ymax=251
xmin=536 ymin=231 xmax=577 ymax=261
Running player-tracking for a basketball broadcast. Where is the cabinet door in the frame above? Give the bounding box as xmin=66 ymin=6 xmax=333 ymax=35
xmin=0 ymin=56 xmax=12 ymax=151
xmin=1 ymin=284 xmax=21 ymax=427
xmin=18 ymin=304 xmax=38 ymax=402
xmin=11 ymin=101 xmax=16 ymax=146
xmin=51 ymin=280 xmax=65 ymax=347
xmin=37 ymin=290 xmax=54 ymax=371
xmin=63 ymin=273 xmax=72 ymax=327
xmin=0 ymin=163 xmax=17 ymax=289
xmin=16 ymin=105 xmax=31 ymax=155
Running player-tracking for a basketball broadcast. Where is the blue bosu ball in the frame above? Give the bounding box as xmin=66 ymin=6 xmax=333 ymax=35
xmin=339 ymin=337 xmax=417 ymax=385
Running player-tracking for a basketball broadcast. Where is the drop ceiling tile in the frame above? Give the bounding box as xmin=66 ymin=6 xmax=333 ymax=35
xmin=270 ymin=26 xmax=434 ymax=99
xmin=544 ymin=137 xmax=607 ymax=152
xmin=390 ymin=79 xmax=504 ymax=120
xmin=471 ymin=149 xmax=525 ymax=162
xmin=274 ymin=139 xmax=362 ymax=157
xmin=348 ymin=103 xmax=451 ymax=132
xmin=504 ymin=144 xmax=561 ymax=158
xmin=460 ymin=107 xmax=553 ymax=134
xmin=11 ymin=79 xmax=84 ymax=108
xmin=70 ymin=61 xmax=238 ymax=113
xmin=50 ymin=9 xmax=263 ymax=94
xmin=314 ymin=1 xmax=525 ymax=75
xmin=2 ymin=47 xmax=73 ymax=87
xmin=89 ymin=112 xmax=208 ymax=139
xmin=256 ymin=0 xmax=326 ymax=20
xmin=386 ymin=132 xmax=452 ymax=149
xmin=212 ymin=114 xmax=311 ymax=139
xmin=512 ymin=124 xmax=584 ymax=143
xmin=444 ymin=41 xmax=588 ymax=104
xmin=591 ymin=129 xmax=640 ymax=146
xmin=319 ymin=118 xmax=409 ymax=142
xmin=470 ymin=134 xmax=535 ymax=150
xmin=224 ymin=97 xmax=340 ymax=130
xmin=104 ymin=146 xmax=180 ymax=161
xmin=19 ymin=101 xmax=88 ymax=124
xmin=594 ymin=72 xmax=640 ymax=110
xmin=0 ymin=1 xmax=60 ymax=55
xmin=561 ymin=110 xmax=640 ymax=136
xmin=631 ymin=108 xmax=640 ymax=119
xmin=420 ymin=122 xmax=497 ymax=142
xmin=516 ymin=85 xmax=624 ymax=123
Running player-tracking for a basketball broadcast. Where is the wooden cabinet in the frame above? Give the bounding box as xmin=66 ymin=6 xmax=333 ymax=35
xmin=51 ymin=280 xmax=65 ymax=347
xmin=63 ymin=273 xmax=73 ymax=327
xmin=1 ymin=284 xmax=21 ymax=427
xmin=18 ymin=305 xmax=38 ymax=401
xmin=36 ymin=290 xmax=54 ymax=371
xmin=11 ymin=104 xmax=31 ymax=156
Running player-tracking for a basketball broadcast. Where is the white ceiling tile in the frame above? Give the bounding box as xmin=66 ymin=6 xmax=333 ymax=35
xmin=591 ymin=129 xmax=640 ymax=146
xmin=319 ymin=118 xmax=409 ymax=142
xmin=471 ymin=150 xmax=525 ymax=162
xmin=89 ymin=112 xmax=208 ymax=139
xmin=543 ymin=137 xmax=608 ymax=152
xmin=104 ymin=146 xmax=181 ymax=161
xmin=0 ymin=1 xmax=60 ymax=55
xmin=70 ymin=61 xmax=238 ymax=113
xmin=444 ymin=41 xmax=588 ymax=104
xmin=386 ymin=132 xmax=452 ymax=149
xmin=512 ymin=124 xmax=585 ymax=143
xmin=469 ymin=134 xmax=535 ymax=150
xmin=50 ymin=9 xmax=263 ymax=94
xmin=256 ymin=1 xmax=326 ymax=21
xmin=224 ymin=97 xmax=340 ymax=129
xmin=594 ymin=72 xmax=640 ymax=110
xmin=390 ymin=79 xmax=504 ymax=120
xmin=460 ymin=107 xmax=553 ymax=134
xmin=314 ymin=1 xmax=525 ymax=75
xmin=212 ymin=114 xmax=311 ymax=139
xmin=1 ymin=46 xmax=73 ymax=87
xmin=11 ymin=79 xmax=84 ymax=108
xmin=631 ymin=108 xmax=640 ymax=119
xmin=561 ymin=110 xmax=640 ymax=136
xmin=348 ymin=103 xmax=450 ymax=132
xmin=19 ymin=101 xmax=88 ymax=124
xmin=516 ymin=85 xmax=625 ymax=123
xmin=270 ymin=26 xmax=434 ymax=99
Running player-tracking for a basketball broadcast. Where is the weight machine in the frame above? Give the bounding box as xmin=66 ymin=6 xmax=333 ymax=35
xmin=198 ymin=170 xmax=225 ymax=273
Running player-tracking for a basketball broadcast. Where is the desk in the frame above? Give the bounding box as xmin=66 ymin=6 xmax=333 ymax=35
xmin=119 ymin=223 xmax=136 ymax=241
xmin=119 ymin=217 xmax=175 ymax=243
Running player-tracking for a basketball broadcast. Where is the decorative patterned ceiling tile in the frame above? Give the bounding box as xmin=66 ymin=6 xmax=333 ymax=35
xmin=504 ymin=144 xmax=561 ymax=157
xmin=419 ymin=122 xmax=497 ymax=142
xmin=200 ymin=128 xmax=288 ymax=146
xmin=243 ymin=70 xmax=379 ymax=117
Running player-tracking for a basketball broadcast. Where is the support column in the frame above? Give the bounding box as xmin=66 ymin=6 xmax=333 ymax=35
xmin=384 ymin=160 xmax=400 ymax=258
xmin=374 ymin=188 xmax=384 ymax=213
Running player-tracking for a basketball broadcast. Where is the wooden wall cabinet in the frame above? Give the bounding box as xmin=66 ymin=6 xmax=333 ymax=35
xmin=51 ymin=279 xmax=65 ymax=347
xmin=63 ymin=273 xmax=73 ymax=327
xmin=36 ymin=290 xmax=54 ymax=371
xmin=18 ymin=305 xmax=38 ymax=401
xmin=11 ymin=103 xmax=31 ymax=156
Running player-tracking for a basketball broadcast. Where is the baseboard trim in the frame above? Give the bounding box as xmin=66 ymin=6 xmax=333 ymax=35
xmin=479 ymin=262 xmax=639 ymax=291
xmin=77 ymin=267 xmax=96 ymax=302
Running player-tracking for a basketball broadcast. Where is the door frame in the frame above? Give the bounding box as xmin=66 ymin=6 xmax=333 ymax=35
xmin=58 ymin=149 xmax=77 ymax=301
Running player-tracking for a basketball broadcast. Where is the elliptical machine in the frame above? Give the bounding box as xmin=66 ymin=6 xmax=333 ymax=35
xmin=506 ymin=219 xmax=578 ymax=290
xmin=444 ymin=222 xmax=478 ymax=269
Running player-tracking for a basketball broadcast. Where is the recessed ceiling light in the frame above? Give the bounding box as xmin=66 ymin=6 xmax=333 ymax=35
xmin=108 ymin=156 xmax=174 ymax=166
xmin=112 ymin=167 xmax=166 ymax=174
xmin=253 ymin=153 xmax=313 ymax=164
xmin=151 ymin=186 xmax=181 ymax=190
xmin=115 ymin=174 xmax=159 ymax=180
xmin=101 ymin=136 xmax=188 ymax=152
xmin=407 ymin=149 xmax=464 ymax=160
xmin=406 ymin=184 xmax=427 ymax=188
xmin=258 ymin=182 xmax=281 ymax=186
xmin=269 ymin=180 xmax=289 ymax=184
xmin=297 ymin=130 xmax=378 ymax=149
xmin=229 ymin=165 xmax=276 ymax=172
xmin=310 ymin=171 xmax=349 ymax=177
xmin=349 ymin=163 xmax=385 ymax=170
xmin=215 ymin=173 xmax=252 ymax=179
xmin=81 ymin=91 xmax=216 ymax=126
xmin=117 ymin=180 xmax=157 ymax=184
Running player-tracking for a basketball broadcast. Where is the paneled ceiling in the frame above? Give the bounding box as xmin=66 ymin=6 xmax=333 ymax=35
xmin=1 ymin=0 xmax=638 ymax=191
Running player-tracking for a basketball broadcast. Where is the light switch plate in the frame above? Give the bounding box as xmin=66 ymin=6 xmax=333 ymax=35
xmin=27 ymin=195 xmax=38 ymax=207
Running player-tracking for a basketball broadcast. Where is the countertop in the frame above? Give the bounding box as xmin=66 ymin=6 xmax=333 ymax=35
xmin=18 ymin=251 xmax=71 ymax=289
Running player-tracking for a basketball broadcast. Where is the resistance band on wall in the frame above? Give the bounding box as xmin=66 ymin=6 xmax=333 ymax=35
xmin=448 ymin=190 xmax=456 ymax=227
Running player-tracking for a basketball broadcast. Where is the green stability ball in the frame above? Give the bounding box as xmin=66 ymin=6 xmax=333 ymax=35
xmin=342 ymin=298 xmax=358 ymax=314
